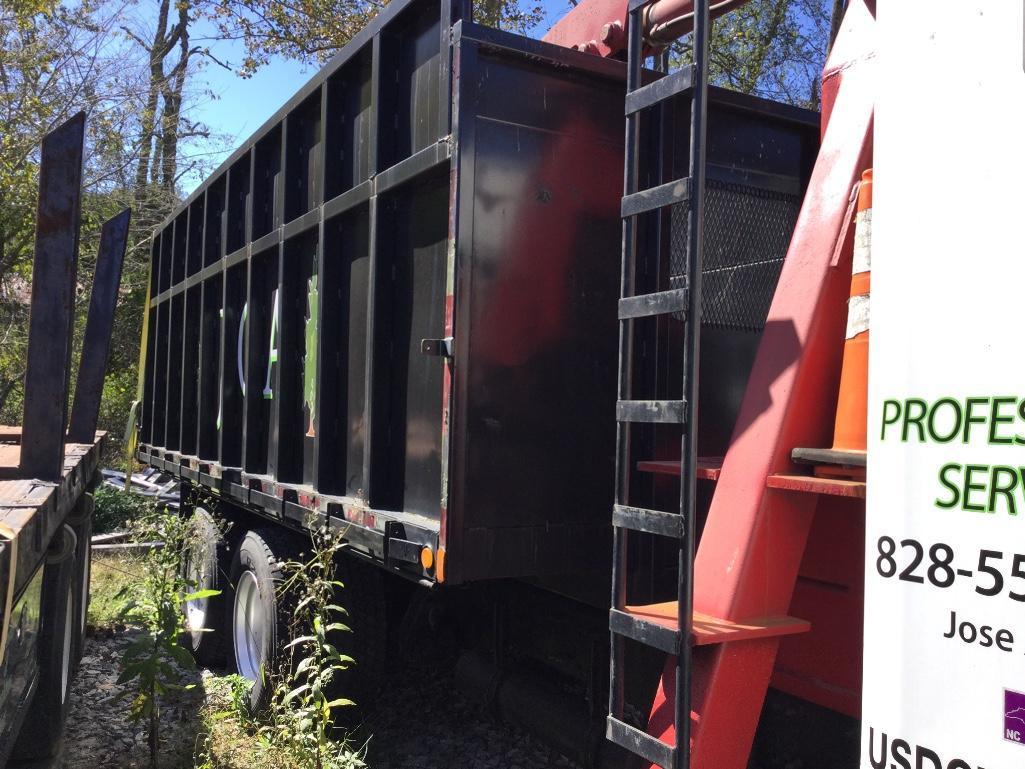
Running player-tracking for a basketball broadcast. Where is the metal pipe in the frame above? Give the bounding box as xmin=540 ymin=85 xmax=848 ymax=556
xmin=543 ymin=0 xmax=748 ymax=59
xmin=642 ymin=0 xmax=745 ymax=46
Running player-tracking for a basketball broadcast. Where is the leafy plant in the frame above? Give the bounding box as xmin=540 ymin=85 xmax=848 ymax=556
xmin=225 ymin=672 xmax=255 ymax=718
xmin=92 ymin=484 xmax=154 ymax=534
xmin=259 ymin=527 xmax=366 ymax=769
xmin=116 ymin=508 xmax=221 ymax=769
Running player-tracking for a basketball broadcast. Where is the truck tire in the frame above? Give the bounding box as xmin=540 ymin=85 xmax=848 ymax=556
xmin=329 ymin=553 xmax=387 ymax=713
xmin=9 ymin=525 xmax=77 ymax=763
xmin=227 ymin=527 xmax=296 ymax=712
xmin=67 ymin=492 xmax=94 ymax=675
xmin=181 ymin=506 xmax=229 ymax=666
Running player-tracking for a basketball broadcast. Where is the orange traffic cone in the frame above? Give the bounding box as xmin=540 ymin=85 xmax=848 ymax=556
xmin=831 ymin=168 xmax=872 ymax=455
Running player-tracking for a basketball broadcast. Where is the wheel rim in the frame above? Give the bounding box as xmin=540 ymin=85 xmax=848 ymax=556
xmin=185 ymin=547 xmax=208 ymax=633
xmin=61 ymin=582 xmax=73 ymax=703
xmin=233 ymin=570 xmax=265 ymax=683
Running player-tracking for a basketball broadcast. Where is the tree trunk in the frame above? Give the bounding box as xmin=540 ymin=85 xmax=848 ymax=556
xmin=134 ymin=0 xmax=170 ymax=198
xmin=159 ymin=1 xmax=190 ymax=191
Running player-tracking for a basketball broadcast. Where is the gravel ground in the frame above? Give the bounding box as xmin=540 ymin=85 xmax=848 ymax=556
xmin=362 ymin=664 xmax=579 ymax=769
xmin=60 ymin=629 xmax=582 ymax=769
xmin=60 ymin=628 xmax=206 ymax=769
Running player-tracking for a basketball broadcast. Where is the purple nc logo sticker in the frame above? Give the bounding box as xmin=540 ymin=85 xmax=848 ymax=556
xmin=1005 ymin=690 xmax=1025 ymax=744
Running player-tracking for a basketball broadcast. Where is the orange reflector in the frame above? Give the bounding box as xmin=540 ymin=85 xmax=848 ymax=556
xmin=436 ymin=547 xmax=446 ymax=583
xmin=420 ymin=546 xmax=434 ymax=571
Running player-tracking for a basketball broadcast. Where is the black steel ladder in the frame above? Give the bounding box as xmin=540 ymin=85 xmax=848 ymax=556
xmin=606 ymin=1 xmax=709 ymax=768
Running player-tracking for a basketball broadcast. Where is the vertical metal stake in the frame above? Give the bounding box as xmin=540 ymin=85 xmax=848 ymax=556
xmin=68 ymin=209 xmax=131 ymax=443
xmin=20 ymin=112 xmax=86 ymax=481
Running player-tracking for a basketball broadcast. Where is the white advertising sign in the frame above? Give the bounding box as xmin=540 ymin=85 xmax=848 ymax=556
xmin=865 ymin=3 xmax=1025 ymax=768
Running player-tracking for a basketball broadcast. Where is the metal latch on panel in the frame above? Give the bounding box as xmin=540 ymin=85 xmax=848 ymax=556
xmin=384 ymin=521 xmax=423 ymax=565
xmin=421 ymin=337 xmax=453 ymax=358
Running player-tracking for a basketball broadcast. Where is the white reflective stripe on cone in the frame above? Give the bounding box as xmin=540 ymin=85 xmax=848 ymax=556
xmin=846 ymin=293 xmax=870 ymax=339
xmin=853 ymin=208 xmax=871 ymax=274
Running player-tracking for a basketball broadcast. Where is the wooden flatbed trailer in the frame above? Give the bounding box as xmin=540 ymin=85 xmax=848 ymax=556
xmin=0 ymin=114 xmax=129 ymax=765
xmin=0 ymin=429 xmax=104 ymax=766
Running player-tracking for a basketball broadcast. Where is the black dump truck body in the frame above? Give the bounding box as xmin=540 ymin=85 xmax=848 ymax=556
xmin=139 ymin=5 xmax=626 ymax=587
xmin=138 ymin=0 xmax=817 ymax=595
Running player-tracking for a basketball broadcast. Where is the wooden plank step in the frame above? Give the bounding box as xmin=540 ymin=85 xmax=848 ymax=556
xmin=791 ymin=447 xmax=865 ymax=467
xmin=613 ymin=601 xmax=809 ymax=650
xmin=636 ymin=457 xmax=723 ymax=480
xmin=766 ymin=473 xmax=866 ymax=499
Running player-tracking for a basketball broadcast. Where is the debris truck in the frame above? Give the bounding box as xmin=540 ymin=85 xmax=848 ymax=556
xmin=135 ymin=0 xmax=1025 ymax=767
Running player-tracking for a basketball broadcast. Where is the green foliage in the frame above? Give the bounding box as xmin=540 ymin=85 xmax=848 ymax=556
xmin=93 ymin=484 xmax=155 ymax=533
xmin=203 ymin=0 xmax=377 ymax=77
xmin=116 ymin=508 xmax=221 ymax=769
xmin=195 ymin=673 xmax=288 ymax=769
xmin=0 ymin=0 xmax=176 ymax=460
xmin=88 ymin=553 xmax=142 ymax=629
xmin=258 ymin=528 xmax=364 ymax=769
xmin=472 ymin=0 xmax=545 ymax=35
xmin=225 ymin=673 xmax=255 ymax=718
xmin=671 ymin=0 xmax=834 ymax=108
xmin=203 ymin=0 xmax=543 ymax=77
xmin=97 ymin=367 xmax=139 ymax=466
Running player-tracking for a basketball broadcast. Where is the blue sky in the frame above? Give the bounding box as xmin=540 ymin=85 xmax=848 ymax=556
xmin=183 ymin=0 xmax=573 ymax=193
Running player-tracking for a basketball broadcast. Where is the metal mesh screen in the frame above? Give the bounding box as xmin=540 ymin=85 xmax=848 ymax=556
xmin=669 ymin=180 xmax=800 ymax=331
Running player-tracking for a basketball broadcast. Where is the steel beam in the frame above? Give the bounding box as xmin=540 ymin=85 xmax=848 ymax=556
xmin=68 ymin=209 xmax=131 ymax=443
xmin=19 ymin=112 xmax=86 ymax=481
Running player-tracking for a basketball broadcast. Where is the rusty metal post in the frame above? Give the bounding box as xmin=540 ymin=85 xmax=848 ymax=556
xmin=19 ymin=112 xmax=86 ymax=481
xmin=68 ymin=208 xmax=131 ymax=444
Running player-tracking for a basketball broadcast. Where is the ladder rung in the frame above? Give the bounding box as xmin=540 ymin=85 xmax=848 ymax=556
xmin=621 ymin=177 xmax=691 ymax=218
xmin=618 ymin=288 xmax=688 ymax=320
xmin=637 ymin=456 xmax=723 ymax=480
xmin=606 ymin=716 xmax=675 ymax=769
xmin=610 ymin=608 xmax=681 ymax=654
xmin=616 ymin=400 xmax=686 ymax=424
xmin=613 ymin=504 xmax=684 ymax=538
xmin=626 ymin=64 xmax=695 ymax=115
